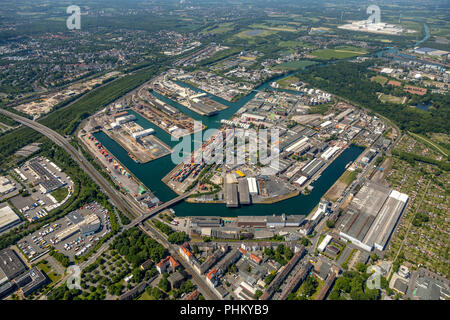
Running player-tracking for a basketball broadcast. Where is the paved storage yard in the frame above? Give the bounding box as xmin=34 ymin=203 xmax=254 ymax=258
xmin=17 ymin=202 xmax=111 ymax=262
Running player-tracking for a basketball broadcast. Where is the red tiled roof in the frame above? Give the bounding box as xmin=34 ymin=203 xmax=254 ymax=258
xmin=250 ymin=253 xmax=262 ymax=264
xmin=206 ymin=267 xmax=217 ymax=280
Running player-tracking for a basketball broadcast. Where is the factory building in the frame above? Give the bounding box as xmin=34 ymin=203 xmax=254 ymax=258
xmin=285 ymin=136 xmax=309 ymax=153
xmin=340 ymin=182 xmax=409 ymax=251
xmin=301 ymin=158 xmax=325 ymax=177
xmin=294 ymin=175 xmax=308 ymax=186
xmin=335 ymin=109 xmax=354 ymax=122
xmin=318 ymin=234 xmax=333 ymax=252
xmin=55 ymin=213 xmax=101 ymax=241
xmin=115 ymin=114 xmax=136 ymax=125
xmin=237 ymin=214 xmax=304 ymax=228
xmin=241 ymin=113 xmax=265 ymax=122
xmin=238 ymin=179 xmax=251 ymax=205
xmin=14 ymin=267 xmax=48 ymax=296
xmin=132 ymin=128 xmax=155 ymax=140
xmin=225 ymin=183 xmax=239 ymax=208
xmin=191 ymin=217 xmax=223 ymax=228
xmin=0 ymin=249 xmax=27 ymax=286
xmin=27 ymin=158 xmax=65 ymax=194
xmin=321 ymin=146 xmax=341 ymax=161
xmin=0 ymin=176 xmax=16 ymax=196
xmin=247 ymin=177 xmax=259 ymax=195
xmin=0 ymin=205 xmax=21 ymax=233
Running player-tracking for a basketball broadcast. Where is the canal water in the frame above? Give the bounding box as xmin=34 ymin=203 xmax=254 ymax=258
xmin=93 ymin=68 xmax=364 ymax=216
xmin=92 ymin=24 xmax=432 ymax=217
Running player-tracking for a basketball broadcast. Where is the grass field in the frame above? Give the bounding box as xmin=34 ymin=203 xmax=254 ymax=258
xmin=370 ymin=75 xmax=388 ymax=85
xmin=378 ymin=93 xmax=407 ymax=104
xmin=138 ymin=291 xmax=154 ymax=300
xmin=51 ymin=187 xmax=69 ymax=202
xmin=249 ymin=23 xmax=299 ymax=32
xmin=340 ymin=170 xmax=357 ymax=185
xmin=235 ymin=29 xmax=277 ymax=39
xmin=37 ymin=261 xmax=61 ymax=282
xmin=308 ymin=103 xmax=333 ymax=115
xmin=276 ymin=75 xmax=301 ymax=89
xmin=201 ymin=23 xmax=235 ymax=35
xmin=310 ymin=46 xmax=368 ymax=60
xmin=273 ymin=60 xmax=317 ymax=71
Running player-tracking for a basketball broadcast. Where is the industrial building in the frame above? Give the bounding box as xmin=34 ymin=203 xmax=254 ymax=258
xmin=318 ymin=234 xmax=332 ymax=252
xmin=247 ymin=177 xmax=258 ymax=195
xmin=236 ymin=214 xmax=304 ymax=228
xmin=321 ymin=146 xmax=341 ymax=160
xmin=0 ymin=204 xmax=21 ymax=233
xmin=115 ymin=114 xmax=136 ymax=125
xmin=335 ymin=108 xmax=353 ymax=122
xmin=0 ymin=176 xmax=16 ymax=196
xmin=55 ymin=212 xmax=101 ymax=241
xmin=27 ymin=158 xmax=66 ymax=194
xmin=285 ymin=136 xmax=309 ymax=153
xmin=225 ymin=183 xmax=239 ymax=208
xmin=265 ymin=214 xmax=304 ymax=228
xmin=132 ymin=128 xmax=155 ymax=140
xmin=14 ymin=267 xmax=48 ymax=296
xmin=301 ymin=158 xmax=325 ymax=178
xmin=340 ymin=182 xmax=409 ymax=251
xmin=238 ymin=179 xmax=251 ymax=205
xmin=0 ymin=249 xmax=27 ymax=285
xmin=190 ymin=217 xmax=223 ymax=228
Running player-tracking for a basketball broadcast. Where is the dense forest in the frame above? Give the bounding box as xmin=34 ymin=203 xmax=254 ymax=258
xmin=297 ymin=61 xmax=450 ymax=135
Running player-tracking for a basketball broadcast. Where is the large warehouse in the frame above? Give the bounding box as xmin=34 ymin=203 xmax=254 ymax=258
xmin=340 ymin=182 xmax=409 ymax=252
xmin=0 ymin=204 xmax=21 ymax=233
xmin=0 ymin=249 xmax=27 ymax=286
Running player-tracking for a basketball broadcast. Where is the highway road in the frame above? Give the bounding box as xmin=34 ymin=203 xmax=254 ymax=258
xmin=0 ymin=108 xmax=140 ymax=217
xmin=1 ymin=108 xmax=208 ymax=297
xmin=0 ymin=108 xmax=192 ymax=225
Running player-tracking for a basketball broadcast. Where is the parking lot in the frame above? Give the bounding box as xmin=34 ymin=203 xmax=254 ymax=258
xmin=17 ymin=202 xmax=111 ymax=262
